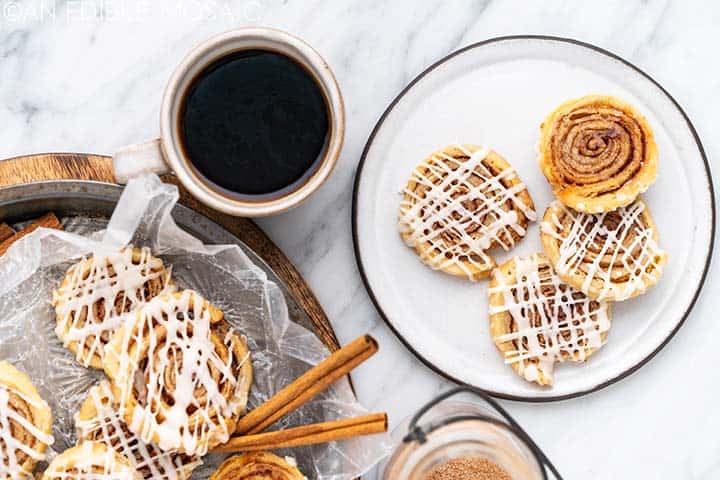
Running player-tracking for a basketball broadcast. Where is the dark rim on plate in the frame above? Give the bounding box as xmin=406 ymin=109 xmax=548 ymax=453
xmin=351 ymin=35 xmax=716 ymax=402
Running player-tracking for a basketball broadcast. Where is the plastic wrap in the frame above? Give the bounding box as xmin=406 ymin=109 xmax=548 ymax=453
xmin=0 ymin=174 xmax=390 ymax=479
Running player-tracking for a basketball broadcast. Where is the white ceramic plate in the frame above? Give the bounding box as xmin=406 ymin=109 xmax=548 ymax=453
xmin=352 ymin=36 xmax=715 ymax=401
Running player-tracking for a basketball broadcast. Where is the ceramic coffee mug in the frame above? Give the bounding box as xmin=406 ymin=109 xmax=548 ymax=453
xmin=113 ymin=27 xmax=344 ymax=217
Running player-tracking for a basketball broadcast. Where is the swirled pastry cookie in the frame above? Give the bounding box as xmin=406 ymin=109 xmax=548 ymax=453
xmin=541 ymin=199 xmax=667 ymax=301
xmin=104 ymin=290 xmax=253 ymax=456
xmin=0 ymin=362 xmax=54 ymax=480
xmin=489 ymin=254 xmax=611 ymax=386
xmin=210 ymin=453 xmax=305 ymax=480
xmin=52 ymin=246 xmax=176 ymax=369
xmin=75 ymin=381 xmax=201 ymax=480
xmin=41 ymin=441 xmax=140 ymax=480
xmin=539 ymin=95 xmax=658 ymax=213
xmin=399 ymin=144 xmax=536 ymax=280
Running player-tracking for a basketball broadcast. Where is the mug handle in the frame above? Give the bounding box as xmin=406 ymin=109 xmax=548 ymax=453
xmin=112 ymin=138 xmax=170 ymax=184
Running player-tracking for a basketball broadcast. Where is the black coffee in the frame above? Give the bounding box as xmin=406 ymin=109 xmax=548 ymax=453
xmin=179 ymin=49 xmax=329 ymax=198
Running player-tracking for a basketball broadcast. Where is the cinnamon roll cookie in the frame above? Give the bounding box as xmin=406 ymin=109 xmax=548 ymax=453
xmin=52 ymin=246 xmax=176 ymax=369
xmin=541 ymin=199 xmax=667 ymax=301
xmin=399 ymin=144 xmax=536 ymax=280
xmin=489 ymin=254 xmax=611 ymax=386
xmin=41 ymin=441 xmax=140 ymax=480
xmin=210 ymin=453 xmax=305 ymax=480
xmin=104 ymin=290 xmax=253 ymax=456
xmin=539 ymin=95 xmax=658 ymax=213
xmin=75 ymin=381 xmax=201 ymax=480
xmin=0 ymin=362 xmax=54 ymax=480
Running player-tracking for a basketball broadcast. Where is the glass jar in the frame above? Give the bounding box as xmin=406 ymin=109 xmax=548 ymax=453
xmin=378 ymin=388 xmax=560 ymax=480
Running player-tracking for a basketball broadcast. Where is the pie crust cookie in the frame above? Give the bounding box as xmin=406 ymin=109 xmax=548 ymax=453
xmin=489 ymin=254 xmax=611 ymax=386
xmin=41 ymin=441 xmax=141 ymax=480
xmin=541 ymin=199 xmax=667 ymax=301
xmin=399 ymin=144 xmax=536 ymax=280
xmin=209 ymin=452 xmax=306 ymax=480
xmin=538 ymin=95 xmax=658 ymax=213
xmin=75 ymin=381 xmax=201 ymax=480
xmin=52 ymin=246 xmax=176 ymax=369
xmin=0 ymin=362 xmax=54 ymax=480
xmin=104 ymin=290 xmax=253 ymax=456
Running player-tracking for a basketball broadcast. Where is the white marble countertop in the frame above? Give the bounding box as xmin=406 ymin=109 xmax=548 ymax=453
xmin=1 ymin=1 xmax=718 ymax=478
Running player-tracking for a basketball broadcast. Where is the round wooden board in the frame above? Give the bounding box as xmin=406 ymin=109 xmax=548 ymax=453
xmin=0 ymin=152 xmax=341 ymax=352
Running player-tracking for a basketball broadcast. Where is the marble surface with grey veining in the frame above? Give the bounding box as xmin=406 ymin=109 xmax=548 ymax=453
xmin=1 ymin=1 xmax=718 ymax=478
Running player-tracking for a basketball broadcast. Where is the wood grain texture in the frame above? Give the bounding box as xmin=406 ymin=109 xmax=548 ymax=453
xmin=0 ymin=153 xmax=340 ymax=352
xmin=0 ymin=223 xmax=15 ymax=242
xmin=0 ymin=152 xmax=116 ymax=184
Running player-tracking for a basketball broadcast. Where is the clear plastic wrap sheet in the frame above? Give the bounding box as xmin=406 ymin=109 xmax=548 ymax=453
xmin=0 ymin=174 xmax=390 ymax=480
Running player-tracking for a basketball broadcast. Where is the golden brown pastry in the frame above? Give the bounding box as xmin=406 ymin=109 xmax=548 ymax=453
xmin=541 ymin=199 xmax=667 ymax=301
xmin=399 ymin=144 xmax=536 ymax=280
xmin=210 ymin=452 xmax=305 ymax=480
xmin=75 ymin=381 xmax=201 ymax=480
xmin=41 ymin=441 xmax=140 ymax=480
xmin=0 ymin=362 xmax=54 ymax=480
xmin=104 ymin=290 xmax=253 ymax=456
xmin=489 ymin=254 xmax=611 ymax=386
xmin=538 ymin=95 xmax=658 ymax=213
xmin=52 ymin=246 xmax=175 ymax=369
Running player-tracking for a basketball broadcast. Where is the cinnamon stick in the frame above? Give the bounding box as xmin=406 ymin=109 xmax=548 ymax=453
xmin=0 ymin=212 xmax=62 ymax=256
xmin=235 ymin=334 xmax=378 ymax=435
xmin=213 ymin=413 xmax=387 ymax=453
xmin=0 ymin=223 xmax=15 ymax=242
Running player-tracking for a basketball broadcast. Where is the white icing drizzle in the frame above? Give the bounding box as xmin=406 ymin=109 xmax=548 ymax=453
xmin=76 ymin=382 xmax=201 ymax=480
xmin=489 ymin=254 xmax=611 ymax=384
xmin=114 ymin=290 xmax=251 ymax=456
xmin=43 ymin=442 xmax=138 ymax=480
xmin=52 ymin=247 xmax=175 ymax=367
xmin=0 ymin=384 xmax=54 ymax=479
xmin=399 ymin=144 xmax=536 ymax=278
xmin=541 ymin=200 xmax=666 ymax=301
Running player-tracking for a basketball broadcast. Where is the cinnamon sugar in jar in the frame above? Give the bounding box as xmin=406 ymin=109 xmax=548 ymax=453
xmin=424 ymin=457 xmax=511 ymax=480
xmin=378 ymin=388 xmax=551 ymax=480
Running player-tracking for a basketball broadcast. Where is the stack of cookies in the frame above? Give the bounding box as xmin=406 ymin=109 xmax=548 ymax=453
xmin=2 ymin=246 xmax=261 ymax=479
